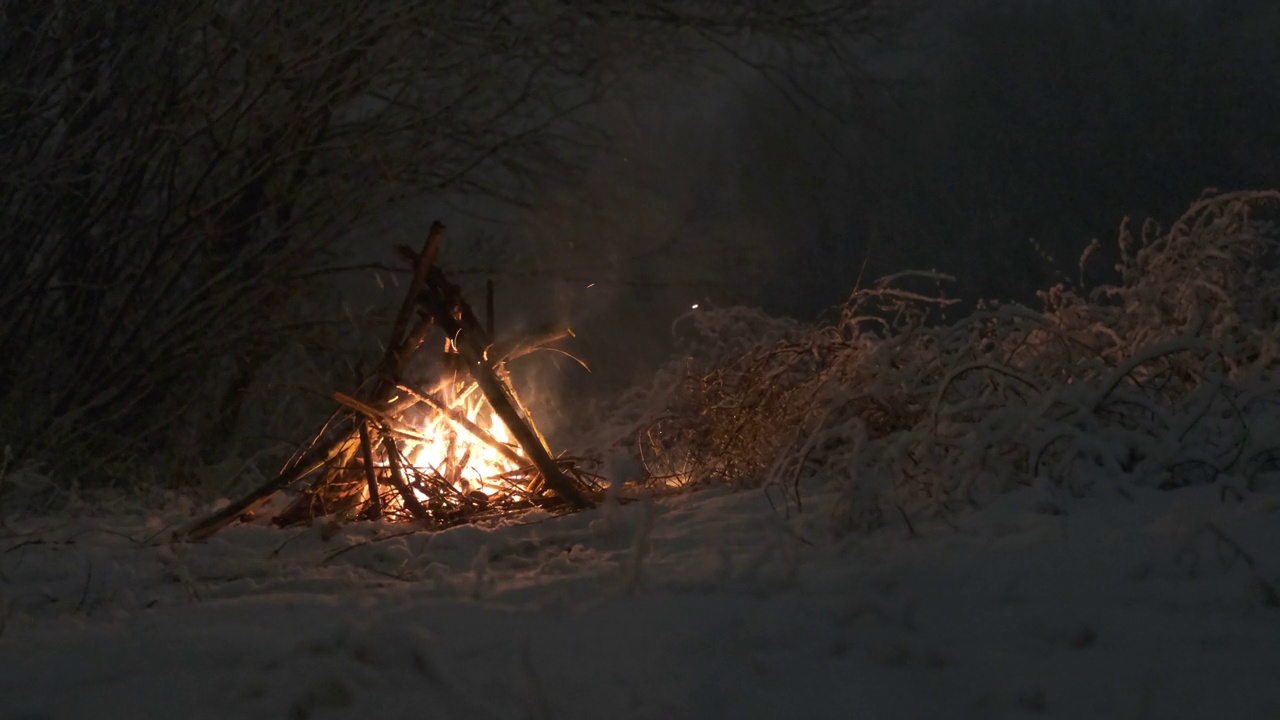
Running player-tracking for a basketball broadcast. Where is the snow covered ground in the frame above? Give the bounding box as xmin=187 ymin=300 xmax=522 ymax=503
xmin=3 ymin=479 xmax=1279 ymax=719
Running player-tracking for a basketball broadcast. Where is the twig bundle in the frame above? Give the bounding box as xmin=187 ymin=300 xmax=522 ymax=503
xmin=183 ymin=224 xmax=597 ymax=540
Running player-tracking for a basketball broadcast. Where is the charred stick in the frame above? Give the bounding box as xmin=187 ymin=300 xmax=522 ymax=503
xmin=392 ymin=313 xmax=435 ymax=373
xmin=381 ymin=436 xmax=428 ymax=519
xmin=369 ymin=222 xmax=445 ymax=402
xmin=357 ymin=421 xmax=383 ymax=519
xmin=411 ymin=464 xmax=471 ymax=501
xmin=388 ymin=222 xmax=445 ymax=356
xmin=418 ymin=267 xmax=592 ymax=509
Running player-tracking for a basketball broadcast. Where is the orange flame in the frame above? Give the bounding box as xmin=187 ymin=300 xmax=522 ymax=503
xmin=372 ymin=386 xmax=529 ymax=515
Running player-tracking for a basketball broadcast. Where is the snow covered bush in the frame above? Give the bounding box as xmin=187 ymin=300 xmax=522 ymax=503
xmin=611 ymin=192 xmax=1280 ymax=533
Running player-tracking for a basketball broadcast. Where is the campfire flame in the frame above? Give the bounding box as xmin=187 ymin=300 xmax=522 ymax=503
xmin=180 ymin=224 xmax=600 ymax=539
xmin=408 ymin=398 xmax=523 ymax=496
xmin=371 ymin=384 xmax=530 ymax=515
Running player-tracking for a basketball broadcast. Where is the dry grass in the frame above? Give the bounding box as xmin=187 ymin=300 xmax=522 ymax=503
xmin=598 ymin=191 xmax=1280 ymax=533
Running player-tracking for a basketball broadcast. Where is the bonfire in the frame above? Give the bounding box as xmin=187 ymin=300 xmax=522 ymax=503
xmin=183 ymin=223 xmax=600 ymax=540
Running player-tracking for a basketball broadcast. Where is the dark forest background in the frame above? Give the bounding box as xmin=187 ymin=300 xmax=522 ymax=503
xmin=3 ymin=0 xmax=1277 ymax=498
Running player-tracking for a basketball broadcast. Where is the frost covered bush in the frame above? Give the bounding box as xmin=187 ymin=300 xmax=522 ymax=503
xmin=609 ymin=192 xmax=1280 ymax=533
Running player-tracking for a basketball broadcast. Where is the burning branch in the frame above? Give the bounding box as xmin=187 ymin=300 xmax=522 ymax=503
xmin=395 ymin=384 xmax=526 ymax=467
xmin=417 ymin=265 xmax=593 ymax=509
xmin=381 ymin=436 xmax=429 ymax=519
xmin=181 ymin=222 xmax=596 ymax=539
xmin=357 ymin=421 xmax=383 ymax=519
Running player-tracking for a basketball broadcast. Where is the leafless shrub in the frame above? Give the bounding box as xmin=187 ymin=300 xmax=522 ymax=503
xmin=608 ymin=192 xmax=1280 ymax=532
xmin=0 ymin=0 xmax=910 ymax=494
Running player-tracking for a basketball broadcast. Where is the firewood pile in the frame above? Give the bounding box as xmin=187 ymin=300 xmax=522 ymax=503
xmin=183 ymin=222 xmax=600 ymax=540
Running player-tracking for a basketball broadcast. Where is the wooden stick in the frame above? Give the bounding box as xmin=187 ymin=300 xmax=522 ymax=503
xmin=371 ymin=223 xmax=445 ymax=401
xmin=333 ymin=391 xmax=442 ymax=449
xmin=357 ymin=421 xmax=383 ymax=519
xmin=181 ymin=422 xmax=356 ymax=541
xmin=381 ymin=435 xmax=428 ymax=519
xmin=492 ymin=324 xmax=575 ymax=363
xmin=393 ymin=313 xmax=436 ymax=372
xmin=388 ymin=222 xmax=444 ymax=353
xmin=333 ymin=391 xmax=396 ymax=426
xmin=418 ymin=267 xmax=592 ymax=509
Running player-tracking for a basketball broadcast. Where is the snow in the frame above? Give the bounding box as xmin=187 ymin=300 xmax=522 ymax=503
xmin=3 ymin=480 xmax=1279 ymax=719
